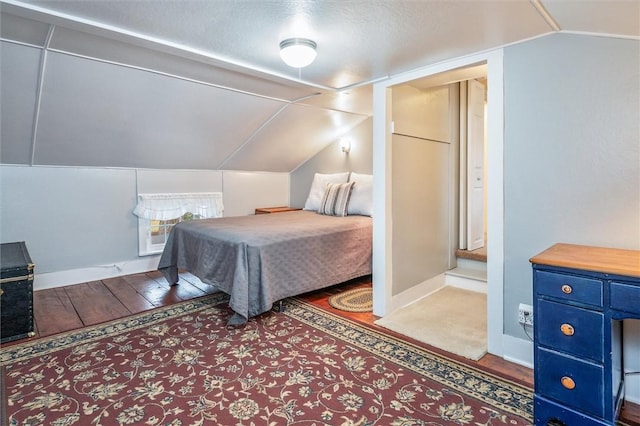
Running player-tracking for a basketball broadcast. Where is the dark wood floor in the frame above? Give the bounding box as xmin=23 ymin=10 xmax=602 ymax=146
xmin=4 ymin=271 xmax=639 ymax=425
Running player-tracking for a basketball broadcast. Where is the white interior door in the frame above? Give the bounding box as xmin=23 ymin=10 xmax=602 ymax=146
xmin=466 ymin=79 xmax=485 ymax=250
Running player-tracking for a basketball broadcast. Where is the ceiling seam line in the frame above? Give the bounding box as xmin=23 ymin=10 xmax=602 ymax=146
xmin=1 ymin=1 xmax=389 ymax=93
xmin=392 ymin=133 xmax=452 ymax=145
xmin=29 ymin=23 xmax=55 ymax=167
xmin=0 ymin=0 xmax=338 ymax=91
xmin=45 ymin=46 xmax=390 ymax=94
xmin=215 ymin=103 xmax=290 ymax=170
xmin=530 ymin=0 xmax=561 ymax=32
xmin=557 ymin=30 xmax=640 ymax=41
xmin=0 ymin=37 xmax=45 ymax=49
xmin=6 ymin=39 xmax=370 ymax=116
xmin=44 ymin=48 xmax=302 ymax=104
xmin=216 ymin=93 xmax=320 ymax=170
xmin=336 ymin=76 xmax=390 ymax=91
xmin=288 ymin=100 xmax=370 ymax=118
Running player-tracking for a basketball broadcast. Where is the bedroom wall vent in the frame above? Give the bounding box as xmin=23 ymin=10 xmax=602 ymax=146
xmin=279 ymin=38 xmax=317 ymax=68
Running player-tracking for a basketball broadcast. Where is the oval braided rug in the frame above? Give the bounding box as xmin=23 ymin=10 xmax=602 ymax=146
xmin=328 ymin=287 xmax=373 ymax=312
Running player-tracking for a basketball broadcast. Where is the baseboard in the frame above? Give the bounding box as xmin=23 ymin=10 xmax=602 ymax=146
xmin=625 ymin=375 xmax=640 ymax=404
xmin=387 ymin=273 xmax=446 ymax=314
xmin=445 ymin=273 xmax=487 ymax=293
xmin=501 ymin=334 xmax=534 ymax=369
xmin=34 ymin=256 xmax=161 ymax=291
xmin=455 ymin=257 xmax=487 ymax=270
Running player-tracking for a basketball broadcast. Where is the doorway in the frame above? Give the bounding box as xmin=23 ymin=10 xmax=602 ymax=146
xmin=374 ymin=62 xmax=492 ymax=357
xmin=372 ymin=50 xmax=505 ymax=358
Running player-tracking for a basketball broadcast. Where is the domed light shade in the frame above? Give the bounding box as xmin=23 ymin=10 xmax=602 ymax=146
xmin=279 ymin=38 xmax=317 ymax=68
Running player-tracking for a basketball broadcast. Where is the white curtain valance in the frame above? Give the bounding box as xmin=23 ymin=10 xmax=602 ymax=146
xmin=133 ymin=192 xmax=224 ymax=221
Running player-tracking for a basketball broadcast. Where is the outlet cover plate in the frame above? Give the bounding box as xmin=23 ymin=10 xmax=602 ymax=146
xmin=518 ymin=303 xmax=534 ymax=326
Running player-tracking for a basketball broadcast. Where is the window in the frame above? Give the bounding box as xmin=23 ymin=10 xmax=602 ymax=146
xmin=142 ymin=217 xmax=179 ymax=255
xmin=133 ymin=192 xmax=223 ymax=256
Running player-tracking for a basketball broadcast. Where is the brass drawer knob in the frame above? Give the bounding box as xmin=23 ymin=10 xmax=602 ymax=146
xmin=561 ymin=376 xmax=576 ymax=390
xmin=560 ymin=323 xmax=575 ymax=336
xmin=561 ymin=284 xmax=573 ymax=294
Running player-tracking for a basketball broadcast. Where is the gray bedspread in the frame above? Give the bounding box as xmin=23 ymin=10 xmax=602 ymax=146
xmin=158 ymin=210 xmax=372 ymax=324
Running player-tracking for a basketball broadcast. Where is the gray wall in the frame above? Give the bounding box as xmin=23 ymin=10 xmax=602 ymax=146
xmin=290 ymin=117 xmax=373 ymax=208
xmin=503 ymin=33 xmax=640 ymax=337
xmin=0 ymin=166 xmax=138 ymax=273
xmin=0 ymin=166 xmax=288 ymax=280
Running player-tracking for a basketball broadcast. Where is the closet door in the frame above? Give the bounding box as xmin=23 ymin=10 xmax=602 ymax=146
xmin=466 ymin=79 xmax=486 ymax=251
xmin=390 ymin=83 xmax=456 ymax=296
xmin=392 ymin=134 xmax=450 ymax=295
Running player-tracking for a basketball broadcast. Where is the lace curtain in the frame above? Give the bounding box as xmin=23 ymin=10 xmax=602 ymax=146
xmin=133 ymin=192 xmax=224 ymax=221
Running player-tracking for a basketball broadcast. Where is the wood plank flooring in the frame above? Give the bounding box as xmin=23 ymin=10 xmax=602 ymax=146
xmin=4 ymin=272 xmax=640 ymax=425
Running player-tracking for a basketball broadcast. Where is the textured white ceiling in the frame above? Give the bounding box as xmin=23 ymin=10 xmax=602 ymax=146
xmin=5 ymin=0 xmax=637 ymax=91
xmin=543 ymin=0 xmax=640 ymax=36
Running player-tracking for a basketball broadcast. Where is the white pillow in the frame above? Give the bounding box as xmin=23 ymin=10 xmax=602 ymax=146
xmin=347 ymin=172 xmax=373 ymax=216
xmin=303 ymin=172 xmax=350 ymax=211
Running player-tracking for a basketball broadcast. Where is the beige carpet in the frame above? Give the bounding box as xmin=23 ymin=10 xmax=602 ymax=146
xmin=374 ymin=286 xmax=487 ymax=360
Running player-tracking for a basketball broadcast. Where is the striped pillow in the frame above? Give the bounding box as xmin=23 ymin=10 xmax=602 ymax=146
xmin=318 ymin=181 xmax=355 ymax=217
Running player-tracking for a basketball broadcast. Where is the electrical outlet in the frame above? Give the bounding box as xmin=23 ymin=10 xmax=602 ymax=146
xmin=518 ymin=303 xmax=534 ymax=326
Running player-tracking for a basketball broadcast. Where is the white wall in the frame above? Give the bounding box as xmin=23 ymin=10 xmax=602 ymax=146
xmin=0 ymin=165 xmax=289 ymax=289
xmin=290 ymin=118 xmax=373 ymax=208
xmin=222 ymin=171 xmax=290 ymax=216
xmin=136 ymin=169 xmax=223 ymax=194
xmin=392 ymin=84 xmax=453 ymax=142
xmin=391 ymin=134 xmax=451 ymax=295
xmin=390 ymin=83 xmax=458 ymax=296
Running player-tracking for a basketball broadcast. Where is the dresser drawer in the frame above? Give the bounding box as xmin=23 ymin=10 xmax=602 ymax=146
xmin=536 ymin=347 xmax=604 ymax=418
xmin=610 ymin=281 xmax=640 ymax=316
xmin=535 ymin=270 xmax=603 ymax=307
xmin=536 ymin=299 xmax=604 ymax=362
xmin=534 ymin=395 xmax=610 ymax=426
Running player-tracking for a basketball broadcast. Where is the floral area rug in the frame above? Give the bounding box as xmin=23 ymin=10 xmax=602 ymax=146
xmin=1 ymin=293 xmax=533 ymax=425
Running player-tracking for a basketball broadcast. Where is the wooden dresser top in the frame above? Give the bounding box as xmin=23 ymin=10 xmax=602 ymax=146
xmin=530 ymin=243 xmax=640 ymax=278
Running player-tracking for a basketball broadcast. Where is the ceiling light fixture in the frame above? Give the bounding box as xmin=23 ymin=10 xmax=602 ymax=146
xmin=279 ymin=38 xmax=317 ymax=68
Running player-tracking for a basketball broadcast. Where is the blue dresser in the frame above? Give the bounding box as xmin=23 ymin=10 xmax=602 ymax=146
xmin=531 ymin=243 xmax=640 ymax=426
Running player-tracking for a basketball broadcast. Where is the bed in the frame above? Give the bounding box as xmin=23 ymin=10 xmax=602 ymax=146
xmin=158 ymin=210 xmax=372 ymax=324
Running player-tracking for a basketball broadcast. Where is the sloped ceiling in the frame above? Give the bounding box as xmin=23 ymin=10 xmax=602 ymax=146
xmin=0 ymin=0 xmax=638 ymax=172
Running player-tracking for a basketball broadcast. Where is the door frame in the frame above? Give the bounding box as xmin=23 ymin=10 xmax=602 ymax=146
xmin=372 ymin=49 xmax=504 ymax=356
